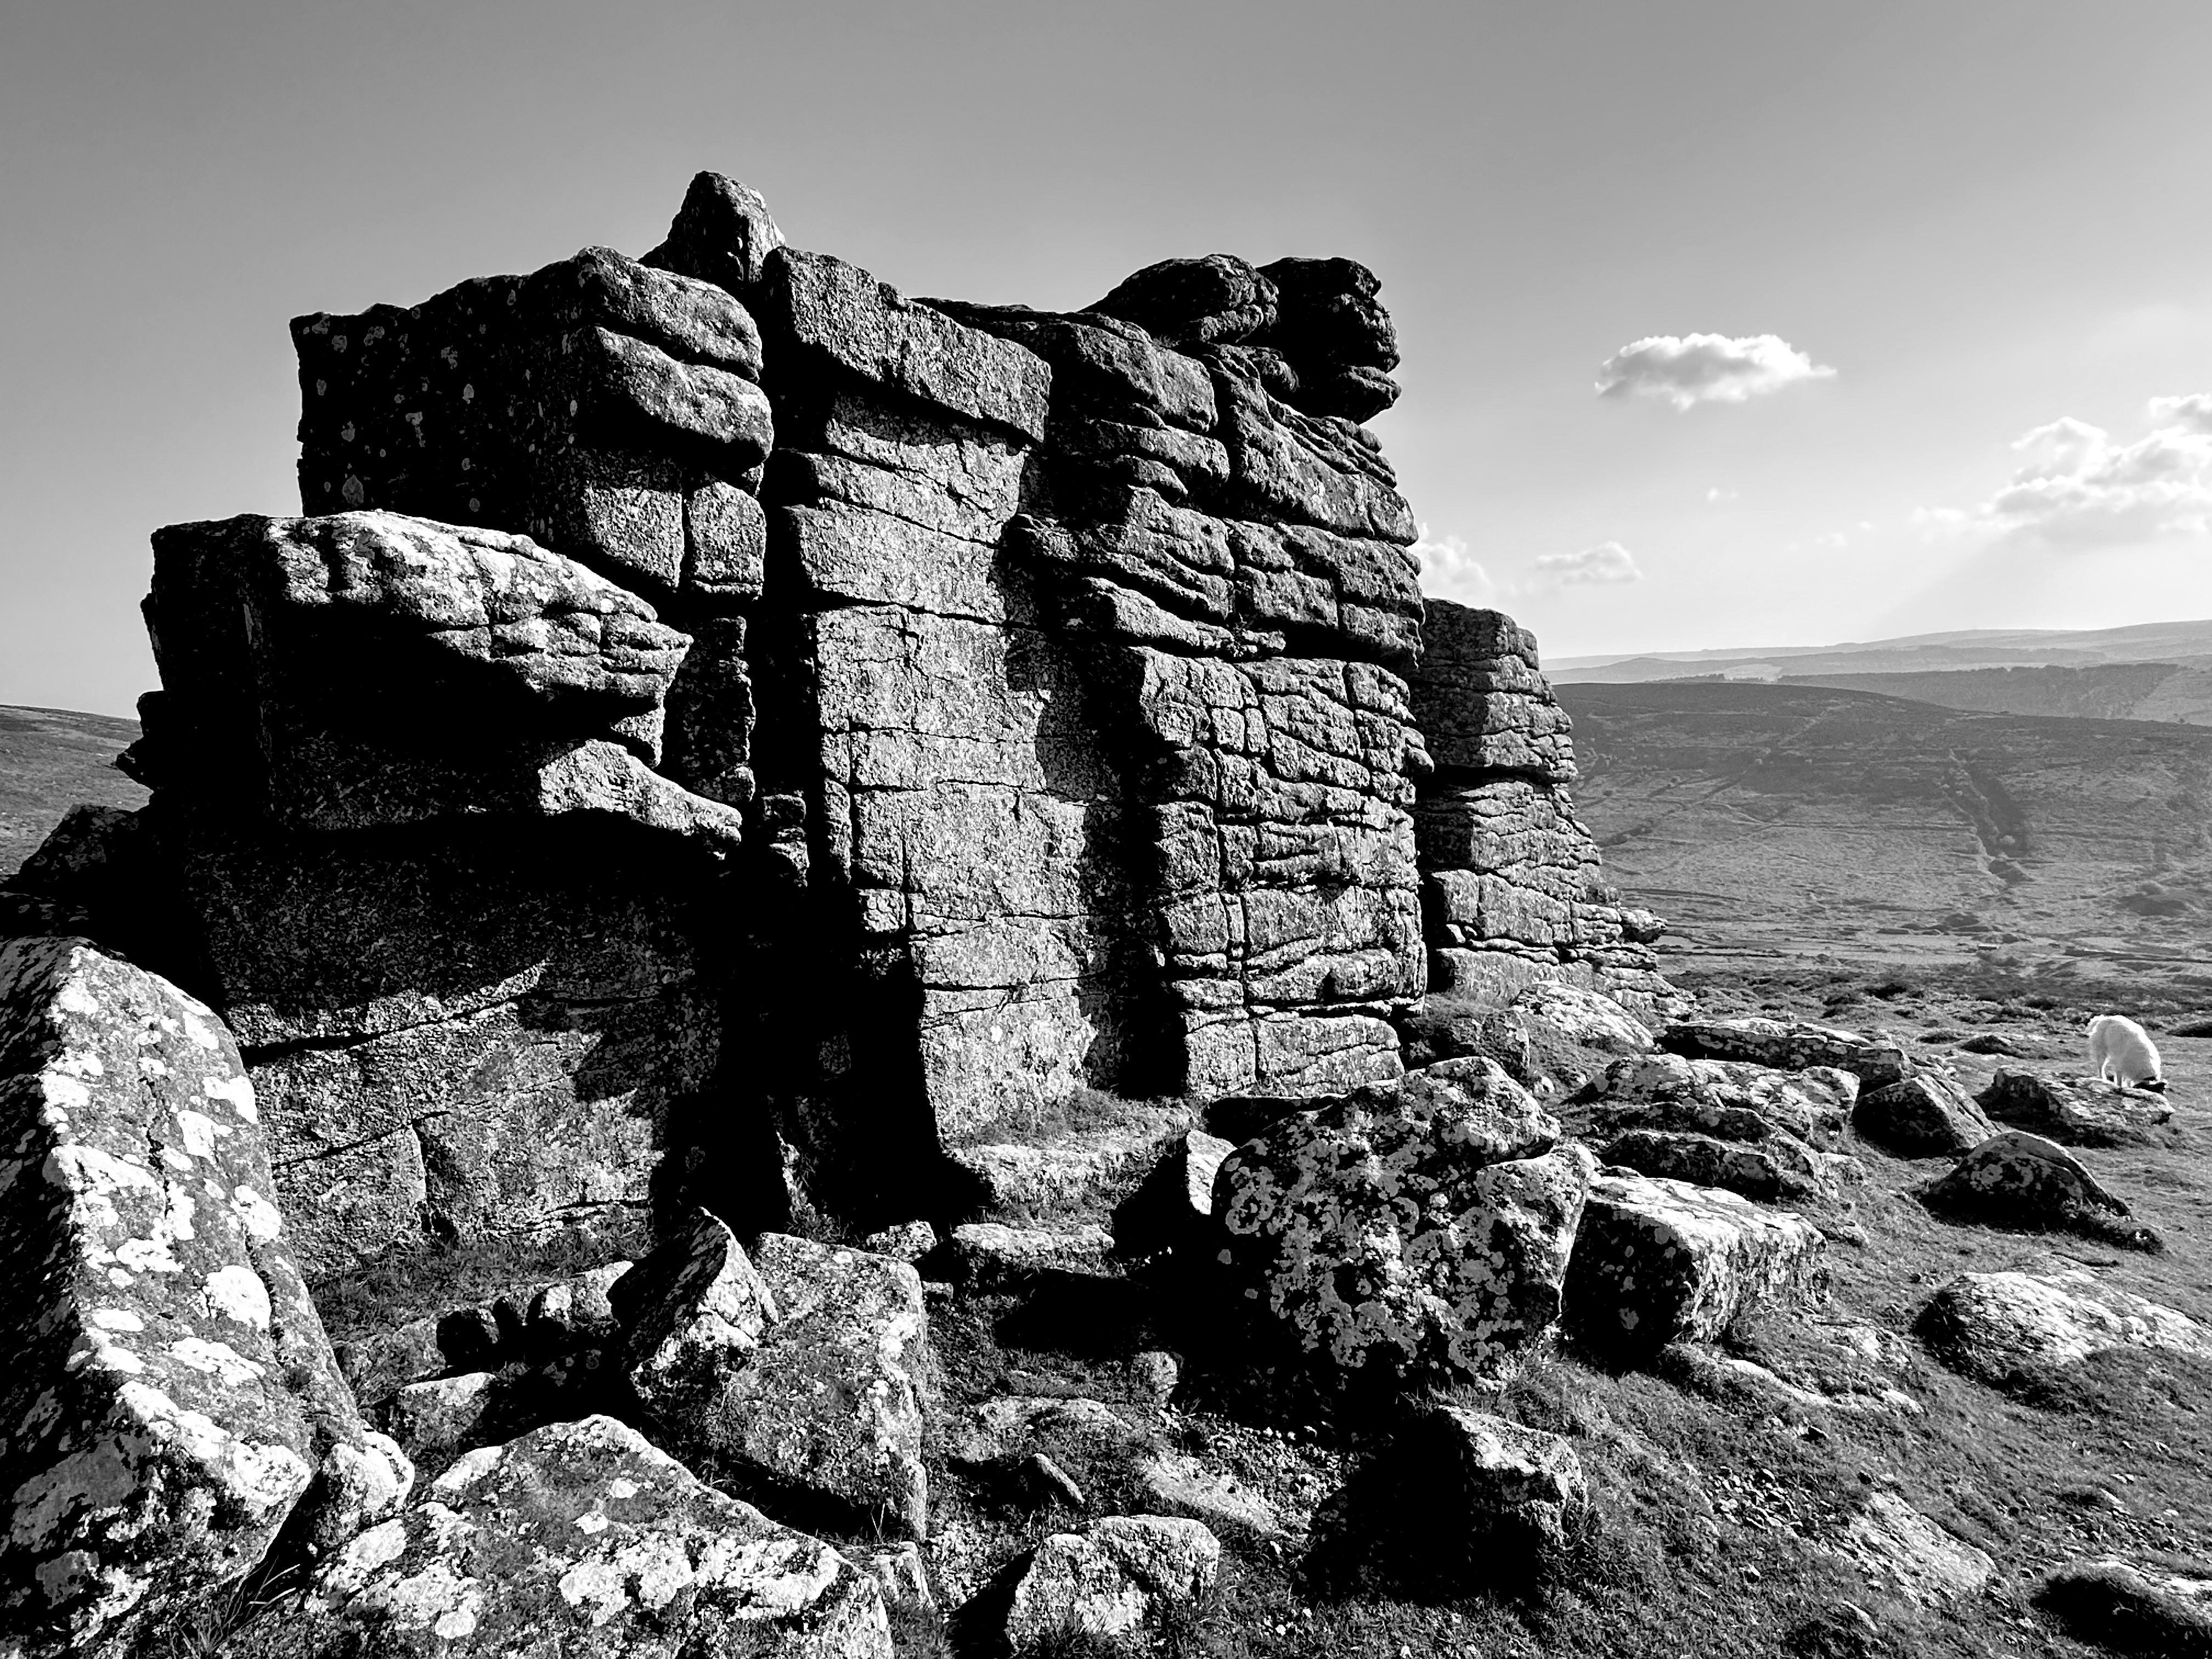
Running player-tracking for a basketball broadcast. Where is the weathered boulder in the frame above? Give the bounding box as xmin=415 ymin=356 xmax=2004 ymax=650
xmin=1916 ymin=1269 xmax=2212 ymax=1386
xmin=1003 ymin=1515 xmax=1220 ymax=1650
xmin=1114 ymin=1126 xmax=1237 ymax=1254
xmin=1090 ymin=255 xmax=1280 ymax=350
xmin=1215 ymin=1057 xmax=1598 ymax=1385
xmin=1854 ymin=1073 xmax=1996 ymax=1157
xmin=1400 ymin=981 xmax=1654 ymax=1099
xmin=949 ymin=1102 xmax=1194 ymax=1220
xmin=643 ymin=170 xmax=788 ymax=296
xmin=1594 ymin=1125 xmax=1846 ymax=1206
xmin=1134 ymin=1453 xmax=1286 ymax=1545
xmin=948 ymin=1396 xmax=1147 ymax=1471
xmin=1921 ymin=1130 xmax=2160 ymax=1250
xmin=710 ymin=1233 xmax=931 ymax=1539
xmin=1660 ymin=1017 xmax=1909 ymax=1090
xmin=859 ymin=1220 xmax=938 ymax=1263
xmin=382 ymin=1372 xmax=501 ymax=1465
xmin=1829 ymin=1492 xmax=1995 ymax=1605
xmin=1565 ymin=1171 xmax=1827 ymax=1355
xmin=621 ymin=1208 xmax=780 ymax=1431
xmin=0 ymin=938 xmax=408 ymax=1659
xmin=1978 ymin=1068 xmax=2176 ymax=1148
xmin=1584 ymin=1052 xmax=1855 ymax=1150
xmin=950 ymin=1221 xmax=1116 ymax=1287
xmin=274 ymin=1415 xmax=890 ymax=1657
xmin=2036 ymin=1557 xmax=2212 ymax=1656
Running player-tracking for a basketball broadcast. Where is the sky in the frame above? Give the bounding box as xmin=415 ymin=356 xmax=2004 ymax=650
xmin=6 ymin=1 xmax=2212 ymax=715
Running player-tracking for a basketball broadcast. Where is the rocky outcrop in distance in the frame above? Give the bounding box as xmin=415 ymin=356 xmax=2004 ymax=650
xmin=2 ymin=170 xmax=1668 ymax=1272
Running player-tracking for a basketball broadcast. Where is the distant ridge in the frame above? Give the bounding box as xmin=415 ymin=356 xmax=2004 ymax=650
xmin=0 ymin=704 xmax=146 ymax=879
xmin=1550 ymin=617 xmax=2212 ymax=681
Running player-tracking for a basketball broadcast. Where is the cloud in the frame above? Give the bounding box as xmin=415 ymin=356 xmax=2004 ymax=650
xmin=1970 ymin=398 xmax=2212 ymax=546
xmin=1412 ymin=523 xmax=1500 ymax=599
xmin=1595 ymin=334 xmax=1836 ymax=410
xmin=1706 ymin=486 xmax=1740 ymax=504
xmin=1535 ymin=541 xmax=1643 ymax=585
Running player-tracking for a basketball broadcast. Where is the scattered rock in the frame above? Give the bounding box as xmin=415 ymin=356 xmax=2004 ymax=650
xmin=1917 ymin=1269 xmax=2212 ymax=1386
xmin=1921 ymin=1130 xmax=2161 ymax=1250
xmin=524 ymin=1260 xmax=633 ymax=1361
xmin=948 ymin=1395 xmax=1147 ymax=1471
xmin=1957 ymin=1031 xmax=2042 ymax=1058
xmin=1400 ymin=982 xmax=1654 ymax=1099
xmin=1003 ymin=1515 xmax=1221 ymax=1650
xmin=949 ymin=1221 xmax=1116 ymax=1287
xmin=0 ymin=938 xmax=409 ymax=1659
xmin=1661 ymin=1017 xmax=1909 ymax=1089
xmin=860 ymin=1220 xmax=938 ymax=1262
xmin=864 ymin=1542 xmax=936 ymax=1622
xmin=2036 ymin=1556 xmax=2212 ymax=1657
xmin=1829 ymin=1491 xmax=1994 ymax=1604
xmin=1127 ymin=1349 xmax=1182 ymax=1404
xmin=278 ymin=1415 xmax=891 ymax=1657
xmin=1024 ymin=1451 xmax=1089 ymax=1510
xmin=1853 ymin=1074 xmax=1997 ymax=1157
xmin=1215 ymin=1057 xmax=1598 ymax=1386
xmin=621 ymin=1208 xmax=779 ymax=1432
xmin=1135 ymin=1452 xmax=1286 ymax=1544
xmin=1585 ymin=1052 xmax=1855 ymax=1150
xmin=949 ymin=1104 xmax=1193 ymax=1220
xmin=1566 ymin=1170 xmax=1828 ymax=1356
xmin=1978 ymin=1069 xmax=2176 ymax=1148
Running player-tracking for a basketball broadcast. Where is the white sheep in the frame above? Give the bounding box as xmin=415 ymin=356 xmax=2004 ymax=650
xmin=2086 ymin=1014 xmax=2165 ymax=1092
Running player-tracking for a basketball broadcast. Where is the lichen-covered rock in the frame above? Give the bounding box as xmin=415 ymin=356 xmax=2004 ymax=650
xmin=1565 ymin=1171 xmax=1828 ymax=1355
xmin=1660 ymin=1017 xmax=1909 ymax=1090
xmin=1854 ymin=1074 xmax=1996 ymax=1157
xmin=1585 ymin=1052 xmax=1855 ymax=1150
xmin=1003 ymin=1515 xmax=1221 ymax=1650
xmin=1400 ymin=1405 xmax=1587 ymax=1552
xmin=382 ymin=1372 xmax=500 ymax=1465
xmin=946 ymin=1395 xmax=1147 ymax=1472
xmin=621 ymin=1208 xmax=779 ymax=1431
xmin=274 ymin=1415 xmax=890 ymax=1658
xmin=712 ymin=1233 xmax=930 ymax=1539
xmin=1921 ymin=1130 xmax=2160 ymax=1250
xmin=1594 ymin=1125 xmax=1844 ymax=1206
xmin=1978 ymin=1068 xmax=2176 ymax=1148
xmin=859 ymin=1221 xmax=937 ymax=1263
xmin=1916 ymin=1269 xmax=2212 ymax=1386
xmin=1215 ymin=1058 xmax=1598 ymax=1385
xmin=1135 ymin=1452 xmax=1286 ymax=1544
xmin=0 ymin=938 xmax=407 ymax=1659
xmin=1400 ymin=981 xmax=1654 ymax=1100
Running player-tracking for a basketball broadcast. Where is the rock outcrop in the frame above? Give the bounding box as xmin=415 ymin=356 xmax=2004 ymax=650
xmin=1915 ymin=1269 xmax=2212 ymax=1386
xmin=1921 ymin=1130 xmax=2161 ymax=1251
xmin=7 ymin=167 xmax=1677 ymax=1260
xmin=1410 ymin=603 xmax=1675 ymax=1017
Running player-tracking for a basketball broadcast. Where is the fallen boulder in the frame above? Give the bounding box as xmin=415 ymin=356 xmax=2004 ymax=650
xmin=1565 ymin=1170 xmax=1827 ymax=1356
xmin=0 ymin=938 xmax=409 ymax=1659
xmin=1399 ymin=981 xmax=1654 ymax=1100
xmin=1584 ymin=1052 xmax=1854 ymax=1150
xmin=1660 ymin=1016 xmax=1908 ymax=1090
xmin=279 ymin=1415 xmax=891 ymax=1657
xmin=1916 ymin=1269 xmax=2212 ymax=1387
xmin=1978 ymin=1069 xmax=2176 ymax=1149
xmin=949 ymin=1221 xmax=1116 ymax=1287
xmin=1215 ymin=1057 xmax=1597 ymax=1386
xmin=1595 ymin=1125 xmax=1846 ymax=1206
xmin=1920 ymin=1131 xmax=2161 ymax=1251
xmin=621 ymin=1207 xmax=779 ymax=1433
xmin=1003 ymin=1515 xmax=1220 ymax=1650
xmin=1853 ymin=1074 xmax=1996 ymax=1157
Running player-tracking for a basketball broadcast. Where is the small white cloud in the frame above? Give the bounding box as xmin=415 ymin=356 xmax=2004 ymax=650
xmin=1812 ymin=530 xmax=1849 ymax=550
xmin=1595 ymin=333 xmax=1836 ymax=410
xmin=1412 ymin=523 xmax=1501 ymax=600
xmin=1706 ymin=486 xmax=1740 ymax=504
xmin=1535 ymin=541 xmax=1643 ymax=585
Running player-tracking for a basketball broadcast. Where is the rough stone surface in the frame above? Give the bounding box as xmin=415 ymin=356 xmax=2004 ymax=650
xmin=1565 ymin=1170 xmax=1829 ymax=1355
xmin=1400 ymin=980 xmax=1655 ymax=1100
xmin=1410 ymin=602 xmax=1677 ymax=1016
xmin=2037 ymin=1557 xmax=2212 ymax=1656
xmin=1584 ymin=1053 xmax=1856 ymax=1150
xmin=1135 ymin=1452 xmax=1286 ymax=1543
xmin=1854 ymin=1074 xmax=1997 ymax=1157
xmin=1978 ymin=1068 xmax=2177 ymax=1148
xmin=621 ymin=1209 xmax=780 ymax=1433
xmin=950 ymin=1222 xmax=1116 ymax=1286
xmin=1215 ymin=1058 xmax=1598 ymax=1385
xmin=1916 ymin=1269 xmax=2212 ymax=1385
xmin=1403 ymin=1404 xmax=1587 ymax=1552
xmin=277 ymin=1415 xmax=891 ymax=1658
xmin=1660 ymin=1017 xmax=1909 ymax=1090
xmin=1921 ymin=1130 xmax=2160 ymax=1250
xmin=1830 ymin=1491 xmax=1996 ymax=1604
xmin=946 ymin=1395 xmax=1147 ymax=1472
xmin=0 ymin=938 xmax=406 ymax=1659
xmin=1003 ymin=1515 xmax=1221 ymax=1650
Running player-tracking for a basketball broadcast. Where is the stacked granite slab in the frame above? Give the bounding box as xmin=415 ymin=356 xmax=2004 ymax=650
xmin=1409 ymin=600 xmax=1673 ymax=1015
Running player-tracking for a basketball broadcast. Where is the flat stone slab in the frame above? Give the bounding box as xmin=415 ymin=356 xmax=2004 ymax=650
xmin=1978 ymin=1069 xmax=2176 ymax=1149
xmin=282 ymin=1415 xmax=891 ymax=1658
